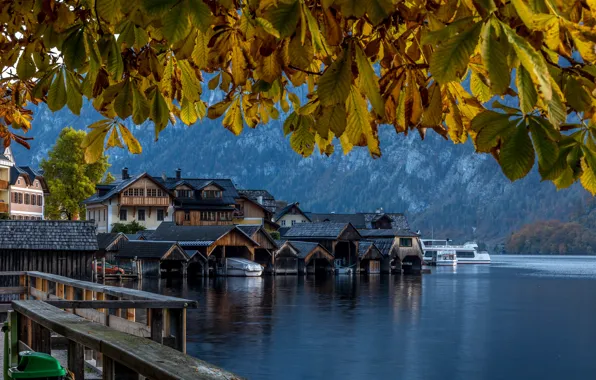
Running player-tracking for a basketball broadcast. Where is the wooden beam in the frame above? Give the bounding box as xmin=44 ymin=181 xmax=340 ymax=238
xmin=103 ymin=355 xmax=115 ymax=380
xmin=31 ymin=321 xmax=51 ymax=354
xmin=46 ymin=300 xmax=192 ymax=309
xmin=149 ymin=309 xmax=163 ymax=344
xmin=0 ymin=287 xmax=27 ymax=295
xmin=68 ymin=340 xmax=85 ymax=380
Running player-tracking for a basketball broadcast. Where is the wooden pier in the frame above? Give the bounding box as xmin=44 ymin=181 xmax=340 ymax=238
xmin=0 ymin=271 xmax=241 ymax=379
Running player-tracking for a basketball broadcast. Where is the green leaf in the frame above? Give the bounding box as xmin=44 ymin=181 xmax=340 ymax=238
xmin=82 ymin=121 xmax=111 ymax=163
xmin=580 ymin=149 xmax=596 ymax=195
xmin=131 ymin=84 xmax=150 ymax=124
xmin=565 ymin=76 xmax=591 ymax=112
xmin=255 ymin=17 xmax=280 ymax=38
xmin=118 ymin=124 xmax=142 ymax=154
xmin=499 ymin=122 xmax=535 ymax=181
xmin=516 ymin=65 xmax=537 ymax=114
xmin=16 ymin=51 xmax=36 ymax=80
xmin=180 ymin=98 xmax=199 ymax=125
xmin=529 ymin=118 xmax=559 ymax=174
xmin=107 ymin=36 xmax=124 ymax=80
xmin=192 ymin=30 xmax=209 ymax=69
xmin=65 ymin=71 xmax=83 ymax=115
xmin=288 ymin=36 xmax=313 ymax=70
xmin=178 ymin=60 xmax=202 ymax=102
xmin=150 ymin=91 xmax=170 ymax=139
xmin=472 ymin=111 xmax=514 ymax=152
xmin=355 ymin=44 xmax=385 ymax=117
xmin=303 ymin=5 xmax=325 ymax=52
xmin=430 ymin=21 xmax=482 ymax=83
xmin=480 ymin=22 xmax=510 ymax=95
xmin=547 ymin=78 xmax=566 ymax=126
xmin=188 ymin=0 xmax=212 ymax=32
xmin=337 ymin=0 xmax=366 ymax=18
xmin=163 ymin=2 xmax=191 ymax=43
xmin=47 ymin=69 xmax=68 ymax=112
xmin=470 ymin=71 xmax=492 ymax=103
xmin=366 ymin=0 xmax=394 ymax=25
xmin=96 ymin=0 xmax=121 ymax=23
xmin=114 ymin=80 xmax=133 ymax=119
xmin=290 ymin=116 xmax=316 ymax=157
xmin=346 ymin=86 xmax=379 ymax=157
xmin=268 ymin=0 xmax=300 ymax=39
xmin=316 ymin=105 xmax=347 ymax=138
xmin=222 ymin=96 xmax=244 ymax=135
xmin=142 ymin=0 xmax=177 ymax=14
xmin=63 ymin=28 xmax=86 ymax=70
xmin=318 ymin=47 xmax=353 ymax=106
xmin=553 ymin=166 xmax=575 ymax=189
xmin=501 ymin=23 xmax=552 ymax=102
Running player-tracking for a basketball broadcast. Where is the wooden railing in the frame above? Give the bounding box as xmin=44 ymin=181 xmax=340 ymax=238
xmin=0 ymin=179 xmax=8 ymax=190
xmin=120 ymin=196 xmax=170 ymax=206
xmin=0 ymin=202 xmax=8 ymax=213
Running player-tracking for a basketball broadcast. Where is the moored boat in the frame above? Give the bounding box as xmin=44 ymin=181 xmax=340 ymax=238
xmin=421 ymin=239 xmax=491 ymax=265
xmin=224 ymin=258 xmax=263 ymax=277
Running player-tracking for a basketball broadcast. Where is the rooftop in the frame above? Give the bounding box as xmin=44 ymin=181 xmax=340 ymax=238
xmin=0 ymin=220 xmax=98 ymax=251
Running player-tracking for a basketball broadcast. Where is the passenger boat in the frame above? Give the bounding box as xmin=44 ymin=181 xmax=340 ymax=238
xmin=224 ymin=258 xmax=263 ymax=277
xmin=421 ymin=239 xmax=491 ymax=265
xmin=435 ymin=251 xmax=457 ymax=266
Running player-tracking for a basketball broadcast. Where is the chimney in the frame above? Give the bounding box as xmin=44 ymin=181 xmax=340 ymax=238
xmin=122 ymin=167 xmax=129 ymax=180
xmin=175 ymin=168 xmax=181 ymax=180
xmin=257 ymin=196 xmax=263 ymax=205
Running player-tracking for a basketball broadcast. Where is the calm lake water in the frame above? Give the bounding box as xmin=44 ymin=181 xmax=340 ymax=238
xmin=138 ymin=255 xmax=596 ymax=379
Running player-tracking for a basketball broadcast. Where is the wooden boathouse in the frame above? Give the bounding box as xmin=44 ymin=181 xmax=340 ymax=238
xmin=115 ymin=240 xmax=190 ymax=277
xmin=0 ymin=220 xmax=97 ymax=279
xmin=358 ymin=241 xmax=383 ymax=274
xmin=281 ymin=222 xmax=361 ymax=271
xmin=358 ymin=228 xmax=424 ymax=273
xmin=150 ymin=222 xmax=259 ymax=276
xmin=237 ymin=225 xmax=278 ymax=272
xmin=275 ymin=241 xmax=334 ymax=275
xmin=96 ymin=232 xmax=128 ymax=261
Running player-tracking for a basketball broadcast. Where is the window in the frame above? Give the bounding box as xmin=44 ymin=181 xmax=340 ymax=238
xmin=34 ymin=180 xmax=39 ymax=188
xmin=37 ymin=195 xmax=42 ymax=206
xmin=157 ymin=209 xmax=164 ymax=221
xmin=281 ymin=220 xmax=286 ymax=226
xmin=291 ymin=220 xmax=296 ymax=226
xmin=138 ymin=209 xmax=145 ymax=221
xmin=157 ymin=189 xmax=165 ymax=197
xmin=120 ymin=209 xmax=127 ymax=221
xmin=202 ymin=190 xmax=221 ymax=199
xmin=200 ymin=211 xmax=216 ymax=221
xmin=400 ymin=238 xmax=413 ymax=247
xmin=31 ymin=195 xmax=36 ymax=206
xmin=184 ymin=211 xmax=190 ymax=221
xmin=219 ymin=211 xmax=232 ymax=221
xmin=24 ymin=194 xmax=29 ymax=204
xmin=17 ymin=179 xmax=20 ymax=185
xmin=18 ymin=193 xmax=22 ymax=204
xmin=12 ymin=192 xmax=17 ymax=202
xmin=103 ymin=209 xmax=106 ymax=221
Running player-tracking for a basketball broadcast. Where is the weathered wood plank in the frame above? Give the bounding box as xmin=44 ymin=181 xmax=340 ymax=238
xmin=68 ymin=340 xmax=85 ymax=380
xmin=150 ymin=309 xmax=163 ymax=344
xmin=32 ymin=321 xmax=51 ymax=354
xmin=46 ymin=300 xmax=192 ymax=309
xmin=0 ymin=287 xmax=27 ymax=295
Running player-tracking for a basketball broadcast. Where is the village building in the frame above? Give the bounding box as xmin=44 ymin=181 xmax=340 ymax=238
xmin=234 ymin=194 xmax=279 ymax=230
xmin=237 ymin=225 xmax=278 ymax=272
xmin=237 ymin=189 xmax=278 ymax=213
xmin=358 ymin=241 xmax=383 ymax=274
xmin=149 ymin=222 xmax=259 ymax=276
xmin=274 ymin=240 xmax=334 ymax=275
xmin=115 ymin=240 xmax=189 ymax=277
xmin=96 ymin=232 xmax=129 ymax=261
xmin=0 ymin=147 xmax=49 ymax=220
xmin=358 ymin=228 xmax=424 ymax=274
xmin=307 ymin=211 xmax=411 ymax=230
xmin=82 ymin=168 xmax=175 ymax=233
xmin=0 ymin=220 xmax=97 ymax=279
xmin=281 ymin=222 xmax=361 ymax=271
xmin=273 ymin=202 xmax=310 ymax=228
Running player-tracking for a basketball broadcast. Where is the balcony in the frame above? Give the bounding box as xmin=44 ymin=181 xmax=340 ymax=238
xmin=120 ymin=196 xmax=170 ymax=206
xmin=0 ymin=203 xmax=8 ymax=213
xmin=0 ymin=179 xmax=8 ymax=190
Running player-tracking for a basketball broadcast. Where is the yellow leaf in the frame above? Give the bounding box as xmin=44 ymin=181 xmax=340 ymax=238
xmin=178 ymin=60 xmax=202 ymax=102
xmin=318 ymin=47 xmax=353 ymax=106
xmin=222 ymin=96 xmax=244 ymax=135
xmin=180 ymin=98 xmax=199 ymax=125
xmin=118 ymin=124 xmax=142 ymax=154
xmin=231 ymin=44 xmax=248 ymax=86
xmin=355 ymin=44 xmax=385 ymax=117
xmin=257 ymin=51 xmax=282 ymax=84
xmin=107 ymin=127 xmax=123 ymax=148
xmin=207 ymin=100 xmax=232 ymax=119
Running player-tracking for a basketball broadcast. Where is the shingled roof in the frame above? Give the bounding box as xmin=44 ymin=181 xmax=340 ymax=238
xmin=116 ymin=241 xmax=189 ymax=260
xmin=83 ymin=173 xmax=147 ymax=204
xmin=150 ymin=222 xmax=258 ymax=247
xmin=274 ymin=202 xmax=310 ymax=222
xmin=358 ymin=241 xmax=382 ymax=259
xmin=358 ymin=228 xmax=419 ymax=238
xmin=307 ymin=212 xmax=412 ymax=230
xmin=283 ymin=241 xmax=328 ymax=259
xmin=237 ymin=190 xmax=277 ymax=212
xmin=0 ymin=220 xmax=98 ymax=251
xmin=283 ymin=222 xmax=361 ymax=240
xmin=366 ymin=238 xmax=394 ymax=257
xmin=97 ymin=233 xmax=128 ymax=251
xmin=154 ymin=177 xmax=238 ymax=209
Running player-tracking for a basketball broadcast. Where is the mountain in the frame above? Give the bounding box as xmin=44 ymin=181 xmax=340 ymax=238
xmin=13 ymin=102 xmax=590 ymax=248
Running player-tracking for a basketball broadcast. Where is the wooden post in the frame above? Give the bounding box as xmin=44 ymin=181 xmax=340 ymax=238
xmin=9 ymin=311 xmax=18 ymax=367
xmin=18 ymin=275 xmax=26 ymax=300
xmin=149 ymin=308 xmax=163 ymax=344
xmin=56 ymin=283 xmax=65 ymax=299
xmin=101 ymin=257 xmax=106 ymax=284
xmin=126 ymin=307 xmax=136 ymax=322
xmin=65 ymin=285 xmax=74 ymax=313
xmin=18 ymin=313 xmax=32 ymax=348
xmin=169 ymin=308 xmax=186 ymax=353
xmin=93 ymin=259 xmax=97 ymax=283
xmin=68 ymin=340 xmax=84 ymax=380
xmin=102 ymin=355 xmax=114 ymax=380
xmin=31 ymin=321 xmax=51 ymax=354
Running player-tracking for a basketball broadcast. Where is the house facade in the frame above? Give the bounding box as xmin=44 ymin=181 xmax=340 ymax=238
xmin=273 ymin=202 xmax=311 ymax=227
xmin=0 ymin=147 xmax=48 ymax=220
xmin=82 ymin=168 xmax=175 ymax=233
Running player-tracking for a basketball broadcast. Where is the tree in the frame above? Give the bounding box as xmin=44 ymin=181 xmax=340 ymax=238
xmin=2 ymin=0 xmax=596 ymax=193
xmin=102 ymin=172 xmax=116 ymax=184
xmin=41 ymin=127 xmax=109 ymax=220
xmin=111 ymin=220 xmax=147 ymax=234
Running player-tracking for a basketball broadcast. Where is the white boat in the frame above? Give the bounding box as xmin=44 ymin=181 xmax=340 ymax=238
xmin=421 ymin=239 xmax=491 ymax=265
xmin=435 ymin=250 xmax=457 ymax=266
xmin=334 ymin=259 xmax=355 ymax=275
xmin=224 ymin=258 xmax=263 ymax=277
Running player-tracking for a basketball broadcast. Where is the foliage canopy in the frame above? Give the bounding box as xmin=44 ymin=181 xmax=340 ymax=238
xmin=111 ymin=220 xmax=147 ymax=234
xmin=40 ymin=127 xmax=109 ymax=220
xmin=3 ymin=0 xmax=596 ymax=192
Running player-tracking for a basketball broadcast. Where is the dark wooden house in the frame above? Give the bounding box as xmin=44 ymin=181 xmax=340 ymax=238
xmin=234 ymin=195 xmax=279 ymax=231
xmin=275 ymin=241 xmax=334 ymax=275
xmin=358 ymin=241 xmax=383 ymax=274
xmin=237 ymin=225 xmax=278 ymax=272
xmin=281 ymin=222 xmax=361 ymax=271
xmin=359 ymin=229 xmax=424 ymax=274
xmin=115 ymin=240 xmax=189 ymax=277
xmin=150 ymin=222 xmax=259 ymax=276
xmin=96 ymin=232 xmax=128 ymax=262
xmin=0 ymin=220 xmax=97 ymax=279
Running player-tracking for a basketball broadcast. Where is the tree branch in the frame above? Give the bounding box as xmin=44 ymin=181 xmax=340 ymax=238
xmin=288 ymin=65 xmax=323 ymax=76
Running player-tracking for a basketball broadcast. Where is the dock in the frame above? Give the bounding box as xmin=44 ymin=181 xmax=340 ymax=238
xmin=0 ymin=271 xmax=241 ymax=379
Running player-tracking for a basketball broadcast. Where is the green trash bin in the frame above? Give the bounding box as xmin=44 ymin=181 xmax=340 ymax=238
xmin=8 ymin=351 xmax=67 ymax=379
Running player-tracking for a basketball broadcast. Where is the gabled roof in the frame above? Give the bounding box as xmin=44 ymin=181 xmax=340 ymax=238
xmin=278 ymin=227 xmax=291 ymax=237
xmin=150 ymin=222 xmax=258 ymax=247
xmin=0 ymin=220 xmax=98 ymax=251
xmin=358 ymin=241 xmax=382 ymax=259
xmin=307 ymin=213 xmax=366 ymax=228
xmin=274 ymin=202 xmax=310 ymax=222
xmin=83 ymin=173 xmax=172 ymax=204
xmin=116 ymin=241 xmax=189 ymax=260
xmin=307 ymin=212 xmax=412 ymax=230
xmin=362 ymin=213 xmax=410 ymax=230
xmin=237 ymin=225 xmax=278 ymax=248
xmin=283 ymin=222 xmax=361 ymax=240
xmin=237 ymin=190 xmax=277 ymax=212
xmin=283 ymin=241 xmax=326 ymax=259
xmin=97 ymin=233 xmax=128 ymax=251
xmin=358 ymin=228 xmax=419 ymax=238
xmin=366 ymin=238 xmax=395 ymax=257
xmin=236 ymin=195 xmax=273 ymax=216
xmin=155 ymin=177 xmax=238 ymax=207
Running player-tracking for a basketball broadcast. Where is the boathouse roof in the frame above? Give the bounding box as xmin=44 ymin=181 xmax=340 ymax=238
xmin=150 ymin=222 xmax=258 ymax=247
xmin=358 ymin=241 xmax=383 ymax=259
xmin=307 ymin=212 xmax=412 ymax=230
xmin=116 ymin=241 xmax=189 ymax=260
xmin=97 ymin=233 xmax=128 ymax=251
xmin=283 ymin=222 xmax=361 ymax=240
xmin=358 ymin=228 xmax=419 ymax=238
xmin=0 ymin=220 xmax=98 ymax=251
xmin=367 ymin=238 xmax=394 ymax=257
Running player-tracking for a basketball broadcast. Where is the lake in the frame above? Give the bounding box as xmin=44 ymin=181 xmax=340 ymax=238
xmin=138 ymin=255 xmax=596 ymax=379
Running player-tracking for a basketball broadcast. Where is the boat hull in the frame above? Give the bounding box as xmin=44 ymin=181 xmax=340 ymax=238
xmin=457 ymin=260 xmax=491 ymax=264
xmin=226 ymin=269 xmax=263 ymax=277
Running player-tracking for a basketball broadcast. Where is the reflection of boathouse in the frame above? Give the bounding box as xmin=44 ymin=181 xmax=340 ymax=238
xmin=275 ymin=241 xmax=334 ymax=275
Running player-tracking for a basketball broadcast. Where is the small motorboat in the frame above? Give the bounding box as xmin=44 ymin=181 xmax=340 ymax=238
xmin=224 ymin=258 xmax=263 ymax=277
xmin=334 ymin=260 xmax=356 ymax=275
